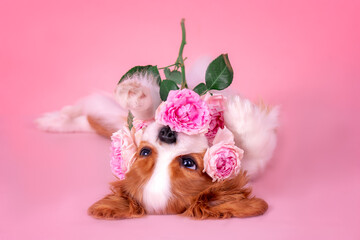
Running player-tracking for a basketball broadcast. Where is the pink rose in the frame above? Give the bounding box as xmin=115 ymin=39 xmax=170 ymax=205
xmin=155 ymin=89 xmax=210 ymax=135
xmin=133 ymin=118 xmax=153 ymax=131
xmin=110 ymin=126 xmax=137 ymax=180
xmin=202 ymin=93 xmax=226 ymax=142
xmin=203 ymin=127 xmax=244 ymax=182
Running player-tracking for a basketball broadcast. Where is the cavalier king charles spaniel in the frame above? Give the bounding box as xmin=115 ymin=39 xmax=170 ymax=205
xmin=36 ymin=59 xmax=278 ymax=220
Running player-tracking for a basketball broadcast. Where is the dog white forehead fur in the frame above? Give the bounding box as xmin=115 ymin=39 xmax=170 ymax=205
xmin=141 ymin=122 xmax=209 ymax=213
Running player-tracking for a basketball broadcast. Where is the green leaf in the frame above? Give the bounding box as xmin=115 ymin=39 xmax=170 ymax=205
xmin=164 ymin=67 xmax=171 ymax=79
xmin=119 ymin=65 xmax=161 ymax=85
xmin=160 ymin=80 xmax=179 ymax=101
xmin=164 ymin=68 xmax=182 ymax=84
xmin=127 ymin=111 xmax=134 ymax=130
xmin=205 ymin=54 xmax=234 ymax=90
xmin=193 ymin=83 xmax=207 ymax=95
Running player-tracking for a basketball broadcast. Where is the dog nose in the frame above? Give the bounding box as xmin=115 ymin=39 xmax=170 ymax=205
xmin=158 ymin=126 xmax=177 ymax=144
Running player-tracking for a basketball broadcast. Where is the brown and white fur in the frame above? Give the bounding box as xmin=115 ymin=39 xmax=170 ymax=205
xmin=36 ymin=59 xmax=278 ymax=219
xmin=88 ymin=122 xmax=268 ymax=219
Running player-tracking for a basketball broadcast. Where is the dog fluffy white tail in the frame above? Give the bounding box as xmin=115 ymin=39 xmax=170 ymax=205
xmin=224 ymin=96 xmax=279 ymax=178
xmin=35 ymin=93 xmax=127 ymax=134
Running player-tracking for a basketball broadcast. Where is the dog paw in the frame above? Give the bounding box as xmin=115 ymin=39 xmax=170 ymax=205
xmin=88 ymin=204 xmax=123 ymax=220
xmin=182 ymin=204 xmax=232 ymax=219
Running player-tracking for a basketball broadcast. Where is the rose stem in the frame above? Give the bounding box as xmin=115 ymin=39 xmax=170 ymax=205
xmin=176 ymin=19 xmax=188 ymax=89
xmin=158 ymin=57 xmax=187 ymax=70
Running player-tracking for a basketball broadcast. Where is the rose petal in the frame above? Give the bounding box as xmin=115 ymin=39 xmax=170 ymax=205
xmin=203 ymin=129 xmax=244 ymax=182
xmin=155 ymin=89 xmax=210 ymax=135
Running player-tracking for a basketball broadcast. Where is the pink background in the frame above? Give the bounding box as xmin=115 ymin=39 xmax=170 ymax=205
xmin=1 ymin=0 xmax=360 ymax=239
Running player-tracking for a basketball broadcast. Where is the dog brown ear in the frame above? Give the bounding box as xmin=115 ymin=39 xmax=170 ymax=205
xmin=88 ymin=182 xmax=145 ymax=219
xmin=182 ymin=173 xmax=268 ymax=219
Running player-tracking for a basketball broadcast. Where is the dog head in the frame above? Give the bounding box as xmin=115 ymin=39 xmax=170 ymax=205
xmin=116 ymin=121 xmax=267 ymax=218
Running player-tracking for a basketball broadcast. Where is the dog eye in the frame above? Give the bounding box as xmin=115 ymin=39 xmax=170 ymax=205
xmin=140 ymin=147 xmax=151 ymax=156
xmin=181 ymin=157 xmax=197 ymax=170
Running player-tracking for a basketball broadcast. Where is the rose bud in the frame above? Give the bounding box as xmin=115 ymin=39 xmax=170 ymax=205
xmin=202 ymin=93 xmax=226 ymax=143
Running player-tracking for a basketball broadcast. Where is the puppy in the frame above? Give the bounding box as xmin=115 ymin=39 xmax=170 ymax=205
xmin=36 ymin=61 xmax=278 ymax=220
xmin=87 ymin=122 xmax=268 ymax=219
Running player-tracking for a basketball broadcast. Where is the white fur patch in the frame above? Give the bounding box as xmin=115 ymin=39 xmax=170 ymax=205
xmin=115 ymin=73 xmax=161 ymax=120
xmin=224 ymin=95 xmax=279 ymax=178
xmin=141 ymin=122 xmax=208 ymax=213
xmin=36 ymin=93 xmax=127 ymax=133
xmin=35 ymin=105 xmax=94 ymax=132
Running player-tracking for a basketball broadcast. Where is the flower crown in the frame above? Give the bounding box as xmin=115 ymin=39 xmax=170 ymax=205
xmin=110 ymin=19 xmax=243 ymax=182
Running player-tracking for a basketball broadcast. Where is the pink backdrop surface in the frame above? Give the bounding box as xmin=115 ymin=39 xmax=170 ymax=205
xmin=1 ymin=0 xmax=360 ymax=239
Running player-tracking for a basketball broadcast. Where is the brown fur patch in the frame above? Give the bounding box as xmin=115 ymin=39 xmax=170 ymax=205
xmin=87 ymin=186 xmax=145 ymax=219
xmin=87 ymin=115 xmax=117 ymax=138
xmin=88 ymin=141 xmax=268 ymax=220
xmin=88 ymin=141 xmax=156 ymax=218
xmin=120 ymin=141 xmax=157 ymax=203
xmin=167 ymin=152 xmax=268 ymax=219
xmin=166 ymin=152 xmax=213 ymax=214
xmin=181 ymin=172 xmax=268 ymax=219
